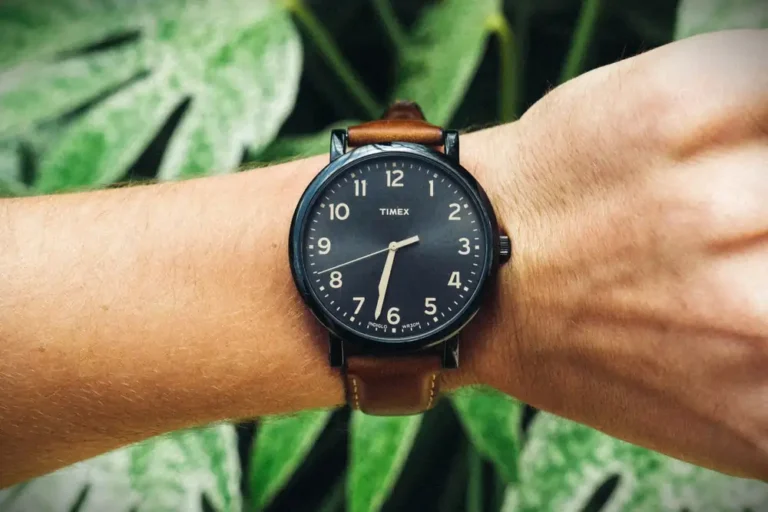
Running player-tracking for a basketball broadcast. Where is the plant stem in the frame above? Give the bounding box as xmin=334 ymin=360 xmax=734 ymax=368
xmin=285 ymin=0 xmax=381 ymax=119
xmin=559 ymin=0 xmax=603 ymax=84
xmin=487 ymin=13 xmax=518 ymax=123
xmin=466 ymin=444 xmax=484 ymax=512
xmin=371 ymin=0 xmax=407 ymax=53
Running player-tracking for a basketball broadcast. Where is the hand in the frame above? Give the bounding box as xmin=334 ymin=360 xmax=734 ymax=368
xmin=374 ymin=236 xmax=420 ymax=320
xmin=462 ymin=30 xmax=768 ymax=479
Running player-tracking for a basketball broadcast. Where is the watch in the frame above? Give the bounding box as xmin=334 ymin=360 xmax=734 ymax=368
xmin=289 ymin=101 xmax=510 ymax=415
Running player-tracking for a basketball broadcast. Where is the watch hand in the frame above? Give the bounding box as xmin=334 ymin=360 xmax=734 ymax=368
xmin=392 ymin=235 xmax=420 ymax=250
xmin=315 ymin=235 xmax=420 ymax=275
xmin=316 ymin=247 xmax=390 ymax=275
xmin=375 ymin=245 xmax=397 ymax=321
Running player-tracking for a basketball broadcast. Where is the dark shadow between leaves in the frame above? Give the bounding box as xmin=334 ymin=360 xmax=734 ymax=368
xmin=520 ymin=404 xmax=539 ymax=438
xmin=260 ymin=408 xmax=348 ymax=512
xmin=56 ymin=70 xmax=150 ymax=127
xmin=17 ymin=141 xmax=36 ymax=187
xmin=121 ymin=96 xmax=192 ymax=183
xmin=201 ymin=492 xmax=215 ymax=512
xmin=580 ymin=473 xmax=621 ymax=512
xmin=56 ymin=30 xmax=142 ymax=60
xmin=69 ymin=485 xmax=90 ymax=512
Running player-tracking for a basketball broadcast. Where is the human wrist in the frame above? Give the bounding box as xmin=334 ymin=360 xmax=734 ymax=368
xmin=250 ymin=123 xmax=534 ymax=403
xmin=440 ymin=122 xmax=539 ymax=396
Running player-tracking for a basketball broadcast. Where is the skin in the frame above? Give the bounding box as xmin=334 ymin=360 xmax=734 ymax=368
xmin=0 ymin=29 xmax=767 ymax=486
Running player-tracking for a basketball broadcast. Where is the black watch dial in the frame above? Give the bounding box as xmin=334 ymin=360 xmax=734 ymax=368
xmin=294 ymin=149 xmax=493 ymax=345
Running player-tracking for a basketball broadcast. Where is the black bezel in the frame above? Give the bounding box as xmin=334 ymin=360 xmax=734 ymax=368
xmin=289 ymin=142 xmax=500 ymax=356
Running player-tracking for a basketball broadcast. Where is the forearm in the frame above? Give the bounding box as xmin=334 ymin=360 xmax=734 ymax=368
xmin=0 ymin=154 xmax=341 ymax=484
xmin=0 ymin=125 xmax=523 ymax=486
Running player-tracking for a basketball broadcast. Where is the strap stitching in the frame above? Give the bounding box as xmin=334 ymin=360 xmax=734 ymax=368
xmin=351 ymin=377 xmax=361 ymax=409
xmin=426 ymin=373 xmax=438 ymax=409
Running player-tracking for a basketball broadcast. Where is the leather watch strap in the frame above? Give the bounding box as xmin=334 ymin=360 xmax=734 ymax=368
xmin=347 ymin=101 xmax=444 ymax=147
xmin=343 ymin=102 xmax=447 ymax=416
xmin=345 ymin=355 xmax=443 ymax=416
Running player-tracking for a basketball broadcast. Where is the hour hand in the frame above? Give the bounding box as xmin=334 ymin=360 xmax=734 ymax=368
xmin=393 ymin=235 xmax=419 ymax=250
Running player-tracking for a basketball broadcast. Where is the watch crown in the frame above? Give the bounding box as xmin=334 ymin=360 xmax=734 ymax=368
xmin=499 ymin=235 xmax=512 ymax=264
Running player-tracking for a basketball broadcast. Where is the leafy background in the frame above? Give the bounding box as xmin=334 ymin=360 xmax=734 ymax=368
xmin=1 ymin=0 xmax=768 ymax=510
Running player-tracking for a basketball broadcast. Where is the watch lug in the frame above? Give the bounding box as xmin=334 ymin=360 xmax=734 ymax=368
xmin=443 ymin=130 xmax=459 ymax=162
xmin=442 ymin=335 xmax=460 ymax=369
xmin=330 ymin=129 xmax=348 ymax=162
xmin=329 ymin=334 xmax=345 ymax=368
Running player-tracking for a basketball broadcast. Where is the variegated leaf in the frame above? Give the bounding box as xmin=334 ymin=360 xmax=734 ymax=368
xmin=676 ymin=0 xmax=768 ymax=40
xmin=0 ymin=0 xmax=301 ymax=192
xmin=0 ymin=424 xmax=242 ymax=512
xmin=517 ymin=413 xmax=768 ymax=512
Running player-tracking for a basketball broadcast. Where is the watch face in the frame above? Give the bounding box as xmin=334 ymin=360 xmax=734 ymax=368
xmin=291 ymin=144 xmax=495 ymax=348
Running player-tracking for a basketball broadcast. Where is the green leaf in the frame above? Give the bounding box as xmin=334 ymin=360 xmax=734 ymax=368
xmin=0 ymin=0 xmax=133 ymax=68
xmin=500 ymin=486 xmax=519 ymax=512
xmin=159 ymin=4 xmax=302 ymax=179
xmin=676 ymin=0 xmax=768 ymax=40
xmin=0 ymin=0 xmax=301 ymax=192
xmin=36 ymin=76 xmax=181 ymax=192
xmin=0 ymin=45 xmax=146 ymax=137
xmin=392 ymin=0 xmax=502 ymax=125
xmin=248 ymin=409 xmax=332 ymax=510
xmin=518 ymin=412 xmax=768 ymax=512
xmin=452 ymin=386 xmax=522 ymax=483
xmin=0 ymin=177 xmax=27 ymax=198
xmin=0 ymin=424 xmax=242 ymax=512
xmin=0 ymin=139 xmax=27 ymax=197
xmin=0 ymin=139 xmax=20 ymax=182
xmin=348 ymin=413 xmax=422 ymax=512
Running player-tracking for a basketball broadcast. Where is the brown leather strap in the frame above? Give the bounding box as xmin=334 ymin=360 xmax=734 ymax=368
xmin=345 ymin=355 xmax=443 ymax=415
xmin=343 ymin=102 xmax=446 ymax=416
xmin=347 ymin=101 xmax=444 ymax=147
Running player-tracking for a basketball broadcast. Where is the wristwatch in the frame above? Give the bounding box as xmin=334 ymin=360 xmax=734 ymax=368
xmin=289 ymin=101 xmax=510 ymax=416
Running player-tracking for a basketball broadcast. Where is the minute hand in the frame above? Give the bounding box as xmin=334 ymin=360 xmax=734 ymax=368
xmin=316 ymin=235 xmax=420 ymax=275
xmin=316 ymin=247 xmax=390 ymax=275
